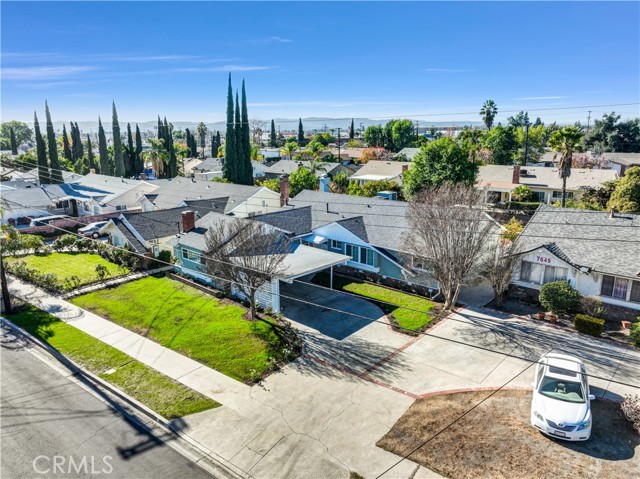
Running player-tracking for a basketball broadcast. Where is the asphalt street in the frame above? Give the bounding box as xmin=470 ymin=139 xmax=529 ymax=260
xmin=0 ymin=326 xmax=214 ymax=479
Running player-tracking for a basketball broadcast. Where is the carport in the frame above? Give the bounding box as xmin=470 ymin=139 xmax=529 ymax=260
xmin=270 ymin=243 xmax=350 ymax=313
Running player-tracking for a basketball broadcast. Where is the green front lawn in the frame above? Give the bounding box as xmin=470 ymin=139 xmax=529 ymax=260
xmin=7 ymin=252 xmax=128 ymax=286
xmin=313 ymin=273 xmax=441 ymax=331
xmin=71 ymin=276 xmax=293 ymax=383
xmin=9 ymin=306 xmax=220 ymax=419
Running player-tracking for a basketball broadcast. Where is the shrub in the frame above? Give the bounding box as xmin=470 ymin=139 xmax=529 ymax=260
xmin=95 ymin=264 xmax=109 ymax=282
xmin=511 ymin=185 xmax=534 ymax=202
xmin=539 ymin=281 xmax=582 ymax=314
xmin=574 ymin=314 xmax=605 ymax=337
xmin=620 ymin=394 xmax=640 ymax=436
xmin=52 ymin=234 xmax=78 ymax=252
xmin=500 ymin=216 xmax=524 ymax=241
xmin=631 ymin=321 xmax=640 ymax=347
xmin=157 ymin=250 xmax=175 ymax=265
xmin=580 ymin=295 xmax=605 ymax=319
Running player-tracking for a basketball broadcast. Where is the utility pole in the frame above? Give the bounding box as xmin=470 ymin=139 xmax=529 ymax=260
xmin=323 ymin=124 xmax=327 ymax=133
xmin=586 ymin=111 xmax=592 ymax=136
xmin=359 ymin=122 xmax=364 ymax=137
xmin=523 ymin=114 xmax=530 ymax=166
xmin=0 ymin=232 xmax=11 ymax=314
xmin=415 ymin=121 xmax=420 ymax=141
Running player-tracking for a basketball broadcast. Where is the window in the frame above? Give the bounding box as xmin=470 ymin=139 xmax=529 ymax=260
xmin=93 ymin=205 xmax=100 ymax=215
xmin=601 ymin=274 xmax=629 ymax=300
xmin=330 ymin=240 xmax=343 ymax=250
xmin=345 ymin=244 xmax=375 ymax=267
xmin=520 ymin=260 xmax=543 ymax=284
xmin=115 ymin=205 xmax=127 ymax=211
xmin=182 ymin=248 xmax=200 ymax=262
xmin=530 ymin=191 xmax=546 ymax=203
xmin=55 ymin=200 xmax=69 ymax=209
xmin=543 ymin=265 xmax=567 ymax=284
xmin=630 ymin=281 xmax=640 ymax=303
xmin=551 ymin=191 xmax=574 ymax=200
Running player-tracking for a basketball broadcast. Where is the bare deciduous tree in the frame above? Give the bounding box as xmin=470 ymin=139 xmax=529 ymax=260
xmin=482 ymin=238 xmax=522 ymax=307
xmin=404 ymin=184 xmax=497 ymax=310
xmin=249 ymin=117 xmax=266 ymax=145
xmin=204 ymin=218 xmax=290 ymax=319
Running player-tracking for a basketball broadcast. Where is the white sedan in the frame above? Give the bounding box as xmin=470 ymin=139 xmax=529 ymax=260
xmin=78 ymin=221 xmax=109 ymax=239
xmin=530 ymin=353 xmax=595 ymax=441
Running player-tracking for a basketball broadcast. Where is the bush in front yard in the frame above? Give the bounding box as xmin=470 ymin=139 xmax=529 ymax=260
xmin=539 ymin=281 xmax=582 ymax=314
xmin=574 ymin=314 xmax=605 ymax=337
xmin=620 ymin=394 xmax=640 ymax=436
xmin=631 ymin=321 xmax=640 ymax=347
xmin=579 ymin=295 xmax=605 ymax=318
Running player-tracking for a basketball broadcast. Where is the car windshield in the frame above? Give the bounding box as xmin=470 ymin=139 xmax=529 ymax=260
xmin=539 ymin=376 xmax=585 ymax=403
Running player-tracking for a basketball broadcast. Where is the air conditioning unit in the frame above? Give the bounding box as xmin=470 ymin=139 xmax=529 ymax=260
xmin=376 ymin=191 xmax=397 ymax=201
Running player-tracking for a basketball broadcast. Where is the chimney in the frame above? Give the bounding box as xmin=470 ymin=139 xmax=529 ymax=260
xmin=512 ymin=165 xmax=521 ymax=184
xmin=402 ymin=164 xmax=409 ymax=174
xmin=181 ymin=210 xmax=196 ymax=233
xmin=280 ymin=174 xmax=289 ymax=206
xmin=89 ymin=168 xmax=96 ymax=174
xmin=319 ymin=175 xmax=331 ymax=193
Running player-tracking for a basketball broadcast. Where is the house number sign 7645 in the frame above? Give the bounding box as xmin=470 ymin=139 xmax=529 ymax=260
xmin=535 ymin=256 xmax=552 ymax=264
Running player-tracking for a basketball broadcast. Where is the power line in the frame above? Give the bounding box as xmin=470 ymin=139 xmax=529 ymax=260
xmin=3 ymin=197 xmax=639 ymax=390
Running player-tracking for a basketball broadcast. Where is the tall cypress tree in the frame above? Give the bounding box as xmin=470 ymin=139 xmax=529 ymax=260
xmin=135 ymin=124 xmax=143 ymax=174
xmin=270 ymin=119 xmax=277 ymax=147
xmin=125 ymin=123 xmax=135 ymax=176
xmin=240 ymin=80 xmax=253 ymax=185
xmin=298 ymin=118 xmax=305 ymax=145
xmin=349 ymin=118 xmax=355 ymax=140
xmin=215 ymin=131 xmax=221 ymax=157
xmin=87 ymin=135 xmax=96 ymax=171
xmin=34 ymin=112 xmax=48 ymax=184
xmin=210 ymin=133 xmax=216 ymax=157
xmin=164 ymin=117 xmax=177 ymax=178
xmin=9 ymin=128 xmax=18 ymax=155
xmin=223 ymin=74 xmax=237 ymax=182
xmin=185 ymin=128 xmax=193 ymax=157
xmin=45 ymin=101 xmax=63 ymax=184
xmin=62 ymin=124 xmax=71 ymax=161
xmin=112 ymin=102 xmax=125 ymax=177
xmin=74 ymin=122 xmax=84 ymax=160
xmin=98 ymin=117 xmax=109 ymax=175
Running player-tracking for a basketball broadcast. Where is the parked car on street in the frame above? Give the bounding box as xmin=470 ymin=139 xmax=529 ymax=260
xmin=78 ymin=221 xmax=109 ymax=238
xmin=530 ymin=353 xmax=595 ymax=441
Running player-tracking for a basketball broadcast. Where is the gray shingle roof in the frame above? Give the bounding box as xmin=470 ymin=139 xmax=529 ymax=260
xmin=517 ymin=204 xmax=640 ymax=279
xmin=477 ymin=165 xmax=618 ymax=190
xmin=111 ymin=218 xmax=146 ymax=253
xmin=183 ymin=197 xmax=234 ymax=215
xmin=263 ymin=160 xmax=346 ymax=177
xmin=122 ymin=207 xmax=203 ymax=242
xmin=173 ymin=211 xmax=236 ymax=251
xmin=0 ymin=186 xmax=56 ymax=208
xmin=253 ymin=206 xmax=313 ymax=236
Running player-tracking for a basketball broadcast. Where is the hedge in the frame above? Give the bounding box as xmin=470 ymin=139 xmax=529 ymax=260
xmin=574 ymin=314 xmax=605 ymax=337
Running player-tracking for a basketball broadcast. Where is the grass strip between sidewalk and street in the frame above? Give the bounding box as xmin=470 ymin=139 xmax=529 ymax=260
xmin=312 ymin=272 xmax=441 ymax=331
xmin=8 ymin=306 xmax=221 ymax=419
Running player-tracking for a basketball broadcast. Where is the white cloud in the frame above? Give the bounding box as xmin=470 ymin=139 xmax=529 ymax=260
xmin=3 ymin=66 xmax=96 ymax=80
xmin=262 ymin=36 xmax=293 ymax=43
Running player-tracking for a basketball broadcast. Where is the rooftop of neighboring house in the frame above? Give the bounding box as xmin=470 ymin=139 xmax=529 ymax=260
xmin=349 ymin=160 xmax=413 ymax=181
xmin=267 ymin=189 xmax=411 ymax=252
xmin=183 ymin=157 xmax=204 ymax=175
xmin=169 ymin=210 xmax=236 ymax=251
xmin=477 ymin=165 xmax=618 ymax=191
xmin=332 ymin=147 xmax=366 ymax=160
xmin=604 ymin=152 xmax=640 ymax=166
xmin=0 ymin=184 xmax=58 ymax=209
xmin=263 ymin=159 xmax=347 ymax=177
xmin=517 ymin=205 xmax=640 ymax=279
xmin=23 ymin=168 xmax=84 ymax=184
xmin=193 ymin=158 xmax=224 ymax=172
xmin=395 ymin=147 xmax=421 ymax=160
xmin=141 ymin=176 xmax=268 ymax=210
xmin=67 ymin=173 xmax=159 ymax=197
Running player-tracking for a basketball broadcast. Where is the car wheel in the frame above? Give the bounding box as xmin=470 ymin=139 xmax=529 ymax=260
xmin=92 ymin=233 xmax=99 ymax=239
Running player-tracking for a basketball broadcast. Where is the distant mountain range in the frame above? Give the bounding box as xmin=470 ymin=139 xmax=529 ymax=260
xmin=50 ymin=117 xmax=482 ymax=134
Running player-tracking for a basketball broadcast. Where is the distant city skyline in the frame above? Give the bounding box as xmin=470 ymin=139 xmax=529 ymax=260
xmin=2 ymin=2 xmax=639 ymax=125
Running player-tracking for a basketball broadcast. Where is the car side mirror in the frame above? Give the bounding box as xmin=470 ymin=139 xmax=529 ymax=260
xmin=588 ymin=394 xmax=596 ymax=401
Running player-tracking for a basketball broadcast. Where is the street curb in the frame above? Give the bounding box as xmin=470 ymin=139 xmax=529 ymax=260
xmin=1 ymin=317 xmax=252 ymax=479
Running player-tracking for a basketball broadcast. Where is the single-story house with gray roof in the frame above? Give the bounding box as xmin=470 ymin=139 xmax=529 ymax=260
xmin=512 ymin=205 xmax=640 ymax=318
xmin=263 ymin=160 xmax=353 ymax=179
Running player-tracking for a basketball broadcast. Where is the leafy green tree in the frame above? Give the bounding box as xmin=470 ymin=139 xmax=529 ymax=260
xmin=223 ymin=75 xmax=237 ymax=182
xmin=215 ymin=131 xmax=221 ymax=156
xmin=583 ymin=112 xmax=640 ymax=153
xmin=33 ymin=112 xmax=48 ymax=184
xmin=269 ymin=119 xmax=277 ymax=148
xmin=482 ymin=125 xmax=518 ymax=165
xmin=330 ymin=170 xmax=350 ymax=193
xmin=197 ymin=121 xmax=208 ymax=159
xmin=607 ymin=166 xmax=640 ymax=212
xmin=384 ymin=119 xmax=415 ymax=152
xmin=258 ymin=178 xmax=280 ymax=192
xmin=507 ymin=111 xmax=541 ymax=128
xmin=9 ymin=128 xmax=18 ymax=154
xmin=515 ymin=124 xmax=547 ymax=164
xmin=349 ymin=118 xmax=355 ymax=140
xmin=578 ymin=180 xmax=617 ymax=210
xmin=98 ymin=117 xmax=109 ymax=175
xmin=359 ymin=179 xmax=400 ymax=197
xmin=163 ymin=117 xmax=177 ymax=178
xmin=239 ymin=80 xmax=253 ymax=185
xmin=44 ymin=101 xmax=63 ymax=184
xmin=62 ymin=124 xmax=71 ymax=161
xmin=303 ymin=141 xmax=328 ymax=174
xmin=112 ymin=102 xmax=125 ymax=177
xmin=312 ymin=132 xmax=335 ymax=146
xmin=364 ymin=124 xmax=384 ymax=147
xmin=479 ymin=99 xmax=498 ymax=130
xmin=135 ymin=124 xmax=143 ymax=174
xmin=289 ymin=166 xmax=318 ymax=197
xmin=458 ymin=127 xmax=485 ymax=164
xmin=124 ymin=123 xmax=135 ymax=176
xmin=86 ymin=134 xmax=96 ymax=172
xmin=511 ymin=185 xmax=534 ymax=202
xmin=298 ymin=118 xmax=305 ymax=145
xmin=501 ymin=217 xmax=524 ymax=241
xmin=280 ymin=141 xmax=298 ymax=161
xmin=549 ymin=126 xmax=583 ymax=207
xmin=403 ymin=137 xmax=478 ymax=196
xmin=234 ymin=92 xmax=245 ymax=180
xmin=1 ymin=121 xmax=32 ymax=150
xmin=143 ymin=138 xmax=169 ymax=178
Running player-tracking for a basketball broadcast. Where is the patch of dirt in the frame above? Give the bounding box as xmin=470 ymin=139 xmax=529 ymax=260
xmin=377 ymin=390 xmax=639 ymax=479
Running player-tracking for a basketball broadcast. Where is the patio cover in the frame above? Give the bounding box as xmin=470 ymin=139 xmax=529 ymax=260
xmin=277 ymin=244 xmax=350 ymax=282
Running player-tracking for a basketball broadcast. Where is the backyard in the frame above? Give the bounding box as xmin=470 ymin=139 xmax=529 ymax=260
xmin=378 ymin=390 xmax=639 ymax=479
xmin=6 ymin=252 xmax=128 ymax=288
xmin=70 ymin=276 xmax=296 ymax=383
xmin=312 ymin=272 xmax=441 ymax=331
xmin=8 ymin=306 xmax=219 ymax=419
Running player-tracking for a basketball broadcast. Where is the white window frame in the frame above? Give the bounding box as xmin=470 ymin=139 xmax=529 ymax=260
xmin=345 ymin=243 xmax=375 ymax=267
xmin=601 ymin=274 xmax=630 ymax=301
xmin=330 ymin=239 xmax=343 ymax=250
xmin=182 ymin=248 xmax=201 ymax=262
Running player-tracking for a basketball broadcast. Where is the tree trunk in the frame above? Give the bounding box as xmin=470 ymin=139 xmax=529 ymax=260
xmin=494 ymin=287 xmax=506 ymax=307
xmin=561 ymin=176 xmax=567 ymax=207
xmin=0 ymin=254 xmax=12 ymax=315
xmin=451 ymin=283 xmax=462 ymax=310
xmin=249 ymin=288 xmax=257 ymax=320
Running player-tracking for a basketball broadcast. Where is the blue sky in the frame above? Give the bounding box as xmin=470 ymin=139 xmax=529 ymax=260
xmin=2 ymin=1 xmax=639 ymax=125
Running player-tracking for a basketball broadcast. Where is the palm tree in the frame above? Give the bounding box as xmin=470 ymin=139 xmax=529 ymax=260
xmin=303 ymin=141 xmax=328 ymax=174
xmin=143 ymin=138 xmax=169 ymax=178
xmin=548 ymin=126 xmax=583 ymax=207
xmin=196 ymin=122 xmax=208 ymax=159
xmin=280 ymin=141 xmax=298 ymax=161
xmin=479 ymin=100 xmax=498 ymax=130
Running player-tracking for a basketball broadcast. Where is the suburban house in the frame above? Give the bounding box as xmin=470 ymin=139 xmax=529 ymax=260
xmin=0 ymin=184 xmax=68 ymax=224
xmin=395 ymin=147 xmax=421 ymax=161
xmin=103 ymin=207 xmax=203 ymax=256
xmin=512 ymin=205 xmax=640 ymax=318
xmin=137 ymin=176 xmax=282 ymax=216
xmin=477 ymin=165 xmax=618 ymax=204
xmin=263 ymin=160 xmax=354 ymax=179
xmin=182 ymin=157 xmax=204 ymax=176
xmin=604 ymin=152 xmax=640 ymax=176
xmin=170 ymin=211 xmax=349 ymax=313
xmin=191 ymin=158 xmax=224 ymax=180
xmin=349 ymin=161 xmax=412 ymax=185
